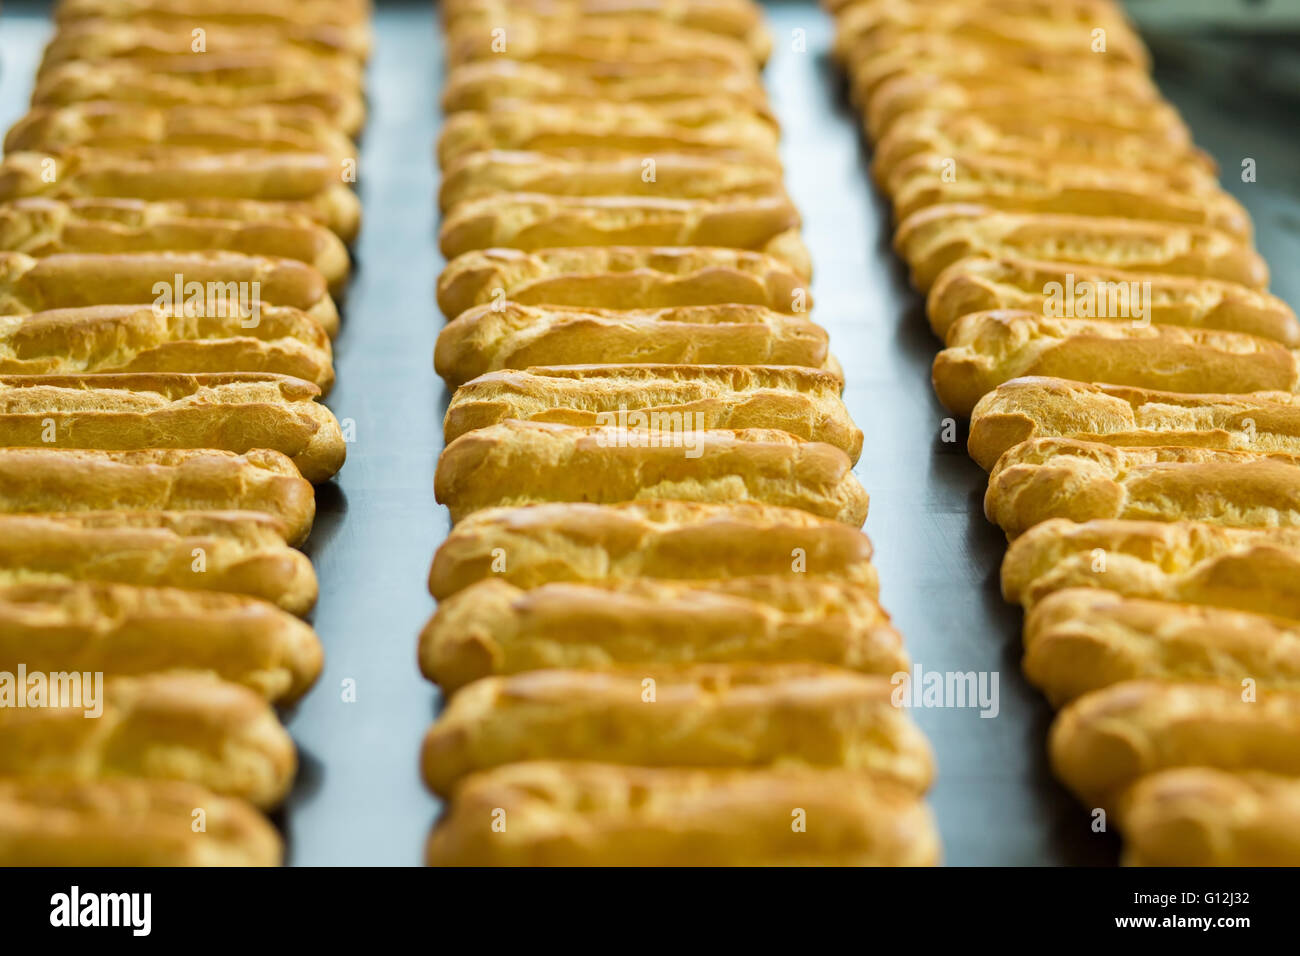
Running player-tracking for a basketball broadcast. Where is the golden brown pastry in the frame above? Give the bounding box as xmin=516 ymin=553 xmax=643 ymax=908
xmin=436 ymin=101 xmax=780 ymax=170
xmin=0 ymin=671 xmax=296 ymax=809
xmin=420 ymin=575 xmax=907 ymax=692
xmin=0 ymin=250 xmax=339 ymax=337
xmin=0 ymin=581 xmax=322 ymax=703
xmin=0 ymin=197 xmax=350 ymax=291
xmin=968 ymin=378 xmax=1300 ymax=471
xmin=434 ymin=420 xmax=869 ymax=525
xmin=428 ymin=500 xmax=878 ymax=599
xmin=0 ymin=778 xmax=283 ymax=866
xmin=438 ymin=193 xmax=807 ymax=276
xmin=0 ymin=510 xmax=316 ymax=614
xmin=0 ymin=447 xmax=315 ymax=545
xmin=927 ymin=256 xmax=1298 ymax=345
xmin=437 ymin=247 xmax=808 ymax=320
xmin=442 ymin=364 xmax=860 ymax=458
xmin=883 ymin=151 xmax=1246 ymax=238
xmin=0 ymin=150 xmax=361 ymax=242
xmin=30 ymin=55 xmax=365 ymax=138
xmin=1049 ymin=680 xmax=1300 ymax=808
xmin=895 ymin=206 xmax=1267 ymax=292
xmin=1120 ymin=769 xmax=1300 ymax=866
xmin=0 ymin=372 xmax=345 ymax=483
xmin=5 ymin=102 xmax=357 ymax=162
xmin=985 ymin=438 xmax=1300 ymax=537
xmin=1001 ymin=517 xmax=1300 ymax=619
xmin=427 ymin=762 xmax=938 ymax=866
xmin=932 ymin=311 xmax=1300 ymax=417
xmin=1023 ymin=588 xmax=1300 ymax=706
xmin=0 ymin=304 xmax=335 ymax=393
xmin=420 ymin=663 xmax=934 ymax=796
xmin=437 ymin=150 xmax=785 ymax=211
xmin=55 ymin=0 xmax=372 ymax=31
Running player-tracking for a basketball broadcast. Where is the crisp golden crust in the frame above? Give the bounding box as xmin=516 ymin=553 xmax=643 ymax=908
xmin=0 ymin=672 xmax=296 ymax=808
xmin=0 ymin=151 xmax=361 ymax=242
xmin=927 ymin=256 xmax=1298 ymax=345
xmin=434 ymin=420 xmax=869 ymax=526
xmin=0 ymin=581 xmax=322 ymax=702
xmin=0 ymin=372 xmax=344 ymax=482
xmin=895 ymin=205 xmax=1266 ymax=292
xmin=420 ymin=576 xmax=907 ymax=692
xmin=1001 ymin=518 xmax=1300 ymax=618
xmin=428 ymin=500 xmax=877 ymax=598
xmin=985 ymin=438 xmax=1300 ymax=538
xmin=0 ymin=304 xmax=334 ymax=392
xmin=0 ymin=250 xmax=339 ymax=338
xmin=442 ymin=364 xmax=860 ymax=458
xmin=438 ymin=192 xmax=807 ymax=276
xmin=0 ymin=197 xmax=351 ymax=291
xmin=0 ymin=510 xmax=316 ymax=614
xmin=933 ymin=310 xmax=1298 ymax=417
xmin=882 ymin=151 xmax=1242 ymax=235
xmin=421 ymin=664 xmax=934 ymax=796
xmin=0 ymin=447 xmax=315 ymax=544
xmin=55 ymin=0 xmax=372 ymax=30
xmin=968 ymin=377 xmax=1300 ymax=471
xmin=427 ymin=762 xmax=938 ymax=866
xmin=438 ymin=150 xmax=784 ymax=210
xmin=436 ymin=101 xmax=780 ymax=170
xmin=1023 ymin=588 xmax=1300 ymax=706
xmin=0 ymin=778 xmax=283 ymax=866
xmin=437 ymin=246 xmax=807 ymax=320
xmin=435 ymin=301 xmax=830 ymax=388
xmin=1049 ymin=680 xmax=1300 ymax=808
xmin=5 ymin=103 xmax=357 ymax=165
xmin=1120 ymin=769 xmax=1300 ymax=866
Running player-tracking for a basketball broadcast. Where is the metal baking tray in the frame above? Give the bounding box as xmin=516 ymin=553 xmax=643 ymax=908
xmin=1 ymin=0 xmax=1297 ymax=866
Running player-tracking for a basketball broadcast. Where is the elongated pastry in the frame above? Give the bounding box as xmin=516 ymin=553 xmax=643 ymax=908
xmin=437 ymin=102 xmax=780 ymax=170
xmin=884 ymin=151 xmax=1245 ymax=237
xmin=0 ymin=372 xmax=343 ymax=482
xmin=427 ymin=762 xmax=938 ymax=867
xmin=1120 ymin=769 xmax=1300 ymax=867
xmin=0 ymin=672 xmax=296 ymax=809
xmin=428 ymin=500 xmax=878 ymax=599
xmin=441 ymin=59 xmax=768 ymax=115
xmin=435 ymin=420 xmax=869 ymax=525
xmin=420 ymin=576 xmax=906 ymax=692
xmin=0 ymin=778 xmax=282 ymax=866
xmin=420 ymin=663 xmax=933 ymax=796
xmin=443 ymin=364 xmax=860 ymax=457
xmin=438 ymin=150 xmax=785 ymax=211
xmin=1049 ymin=680 xmax=1300 ymax=808
xmin=0 ymin=150 xmax=361 ymax=241
xmin=0 ymin=251 xmax=339 ymax=337
xmin=435 ymin=301 xmax=833 ymax=388
xmin=55 ymin=0 xmax=372 ymax=31
xmin=985 ymin=438 xmax=1300 ymax=538
xmin=0 ymin=447 xmax=315 ymax=544
xmin=35 ymin=45 xmax=363 ymax=91
xmin=0 ymin=581 xmax=321 ymax=702
xmin=1001 ymin=518 xmax=1300 ymax=618
xmin=441 ymin=0 xmax=770 ymax=61
xmin=30 ymin=56 xmax=365 ymax=138
xmin=968 ymin=378 xmax=1300 ymax=471
xmin=933 ymin=311 xmax=1300 ymax=417
xmin=0 ymin=510 xmax=316 ymax=614
xmin=4 ymin=103 xmax=357 ymax=164
xmin=1024 ymin=588 xmax=1300 ymax=706
xmin=0 ymin=197 xmax=350 ymax=294
xmin=895 ymin=206 xmax=1267 ymax=292
xmin=0 ymin=304 xmax=335 ymax=393
xmin=437 ymin=247 xmax=807 ymax=319
xmin=927 ymin=256 xmax=1298 ymax=345
xmin=438 ymin=193 xmax=807 ymax=276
